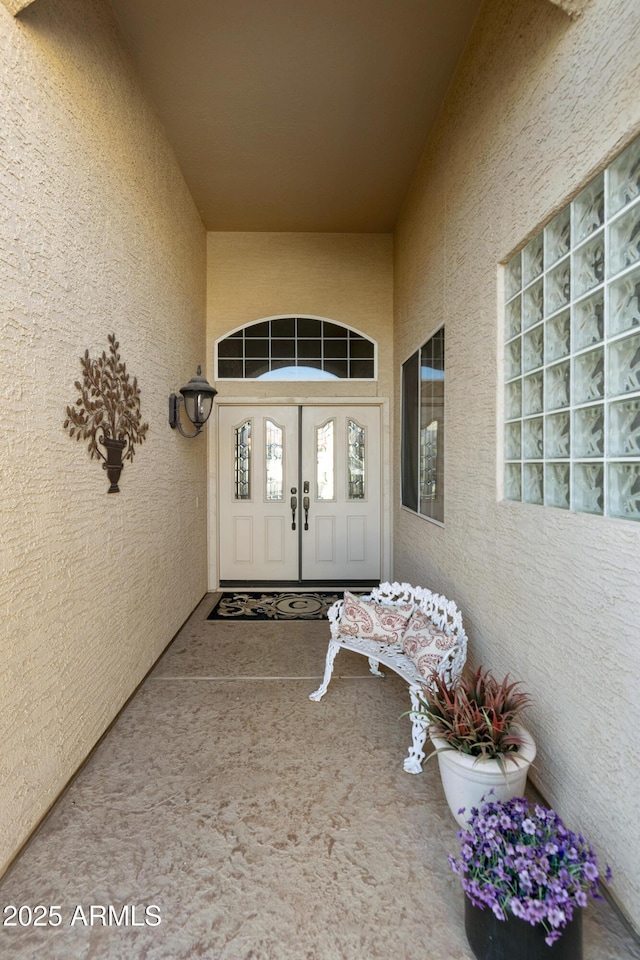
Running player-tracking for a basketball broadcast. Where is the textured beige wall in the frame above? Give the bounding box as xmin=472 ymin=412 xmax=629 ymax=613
xmin=394 ymin=0 xmax=640 ymax=931
xmin=0 ymin=0 xmax=38 ymax=16
xmin=0 ymin=0 xmax=206 ymax=873
xmin=207 ymin=232 xmax=393 ymax=398
xmin=548 ymin=0 xmax=592 ymax=17
xmin=206 ymin=232 xmax=393 ymax=586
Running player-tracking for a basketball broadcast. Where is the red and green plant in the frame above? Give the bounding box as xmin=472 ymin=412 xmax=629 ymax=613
xmin=418 ymin=666 xmax=532 ymax=765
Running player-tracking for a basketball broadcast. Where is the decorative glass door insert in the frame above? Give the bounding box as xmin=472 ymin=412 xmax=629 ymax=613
xmin=347 ymin=419 xmax=366 ymax=500
xmin=316 ymin=420 xmax=335 ymax=500
xmin=265 ymin=419 xmax=284 ymax=500
xmin=234 ymin=420 xmax=251 ymax=500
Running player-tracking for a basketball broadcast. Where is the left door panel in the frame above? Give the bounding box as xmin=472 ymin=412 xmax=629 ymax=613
xmin=218 ymin=405 xmax=300 ymax=580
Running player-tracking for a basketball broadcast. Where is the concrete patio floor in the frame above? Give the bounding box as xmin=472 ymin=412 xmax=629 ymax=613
xmin=1 ymin=594 xmax=638 ymax=959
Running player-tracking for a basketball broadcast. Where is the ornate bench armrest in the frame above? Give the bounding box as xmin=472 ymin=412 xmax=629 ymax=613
xmin=327 ymin=599 xmax=344 ymax=639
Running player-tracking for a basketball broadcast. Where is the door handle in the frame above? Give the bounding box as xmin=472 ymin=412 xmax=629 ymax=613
xmin=303 ymin=495 xmax=310 ymax=530
xmin=290 ymin=494 xmax=297 ymax=530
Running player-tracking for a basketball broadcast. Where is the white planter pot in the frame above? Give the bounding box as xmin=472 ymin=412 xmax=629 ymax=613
xmin=430 ymin=724 xmax=537 ymax=828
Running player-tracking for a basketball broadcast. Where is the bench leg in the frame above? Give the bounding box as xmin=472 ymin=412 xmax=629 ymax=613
xmin=403 ymin=684 xmax=428 ymax=774
xmin=309 ymin=639 xmax=341 ymax=701
xmin=367 ymin=657 xmax=385 ymax=677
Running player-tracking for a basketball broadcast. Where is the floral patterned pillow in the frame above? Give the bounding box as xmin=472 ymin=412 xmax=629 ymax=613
xmin=402 ymin=610 xmax=457 ymax=679
xmin=339 ymin=592 xmax=414 ymax=645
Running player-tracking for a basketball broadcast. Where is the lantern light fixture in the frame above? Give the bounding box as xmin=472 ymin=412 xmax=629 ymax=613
xmin=169 ymin=366 xmax=217 ymax=438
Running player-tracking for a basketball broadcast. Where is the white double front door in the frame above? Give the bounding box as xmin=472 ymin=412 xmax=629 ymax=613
xmin=218 ymin=404 xmax=381 ymax=582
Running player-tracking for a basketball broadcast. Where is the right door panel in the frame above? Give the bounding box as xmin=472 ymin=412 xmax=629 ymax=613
xmin=300 ymin=406 xmax=381 ymax=581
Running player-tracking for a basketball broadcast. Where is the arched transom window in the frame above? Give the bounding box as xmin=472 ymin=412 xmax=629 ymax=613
xmin=216 ymin=316 xmax=376 ymax=380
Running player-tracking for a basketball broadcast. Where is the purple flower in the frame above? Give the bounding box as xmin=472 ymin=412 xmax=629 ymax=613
xmin=448 ymin=796 xmax=610 ymax=942
xmin=491 ymin=902 xmax=506 ymax=921
xmin=547 ymin=907 xmax=566 ymax=927
xmin=510 ymin=898 xmax=525 ymax=918
xmin=531 ymin=865 xmax=548 ymax=885
xmin=518 ymin=869 xmax=532 ymax=890
xmin=583 ymin=862 xmax=598 ymax=881
xmin=527 ymin=900 xmax=546 ymax=923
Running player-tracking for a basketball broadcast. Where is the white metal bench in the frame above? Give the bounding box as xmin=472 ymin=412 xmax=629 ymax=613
xmin=309 ymin=581 xmax=468 ymax=773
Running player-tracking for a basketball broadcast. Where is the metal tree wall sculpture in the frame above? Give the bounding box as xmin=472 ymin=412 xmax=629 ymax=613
xmin=64 ymin=333 xmax=149 ymax=493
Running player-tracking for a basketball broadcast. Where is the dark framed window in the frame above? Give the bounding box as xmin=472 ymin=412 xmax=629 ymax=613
xmin=401 ymin=327 xmax=445 ymax=523
xmin=216 ymin=317 xmax=376 ymax=380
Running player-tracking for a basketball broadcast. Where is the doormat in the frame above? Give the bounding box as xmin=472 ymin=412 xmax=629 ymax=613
xmin=207 ymin=591 xmax=347 ymax=621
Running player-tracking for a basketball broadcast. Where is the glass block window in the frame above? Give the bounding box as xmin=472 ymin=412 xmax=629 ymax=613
xmin=504 ymin=135 xmax=640 ymax=521
xmin=401 ymin=327 xmax=445 ymax=523
xmin=216 ymin=317 xmax=375 ymax=380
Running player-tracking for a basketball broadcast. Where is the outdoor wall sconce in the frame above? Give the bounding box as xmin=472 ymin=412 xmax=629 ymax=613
xmin=169 ymin=366 xmax=217 ymax=438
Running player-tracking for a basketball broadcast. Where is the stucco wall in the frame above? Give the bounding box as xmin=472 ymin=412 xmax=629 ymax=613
xmin=207 ymin=232 xmax=393 ymax=398
xmin=394 ymin=0 xmax=640 ymax=931
xmin=206 ymin=231 xmax=393 ymax=586
xmin=0 ymin=0 xmax=207 ymax=873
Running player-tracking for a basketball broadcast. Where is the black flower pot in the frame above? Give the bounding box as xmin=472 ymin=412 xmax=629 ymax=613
xmin=464 ymin=898 xmax=583 ymax=960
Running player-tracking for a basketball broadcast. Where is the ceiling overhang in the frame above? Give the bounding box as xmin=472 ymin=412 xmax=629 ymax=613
xmin=7 ymin=0 xmax=589 ymax=231
xmin=107 ymin=0 xmax=484 ymax=232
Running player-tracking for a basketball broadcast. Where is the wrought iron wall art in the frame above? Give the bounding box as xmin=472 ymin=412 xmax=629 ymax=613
xmin=63 ymin=333 xmax=149 ymax=493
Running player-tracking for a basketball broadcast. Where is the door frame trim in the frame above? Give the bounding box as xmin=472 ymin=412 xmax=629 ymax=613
xmin=208 ymin=396 xmax=391 ymax=590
